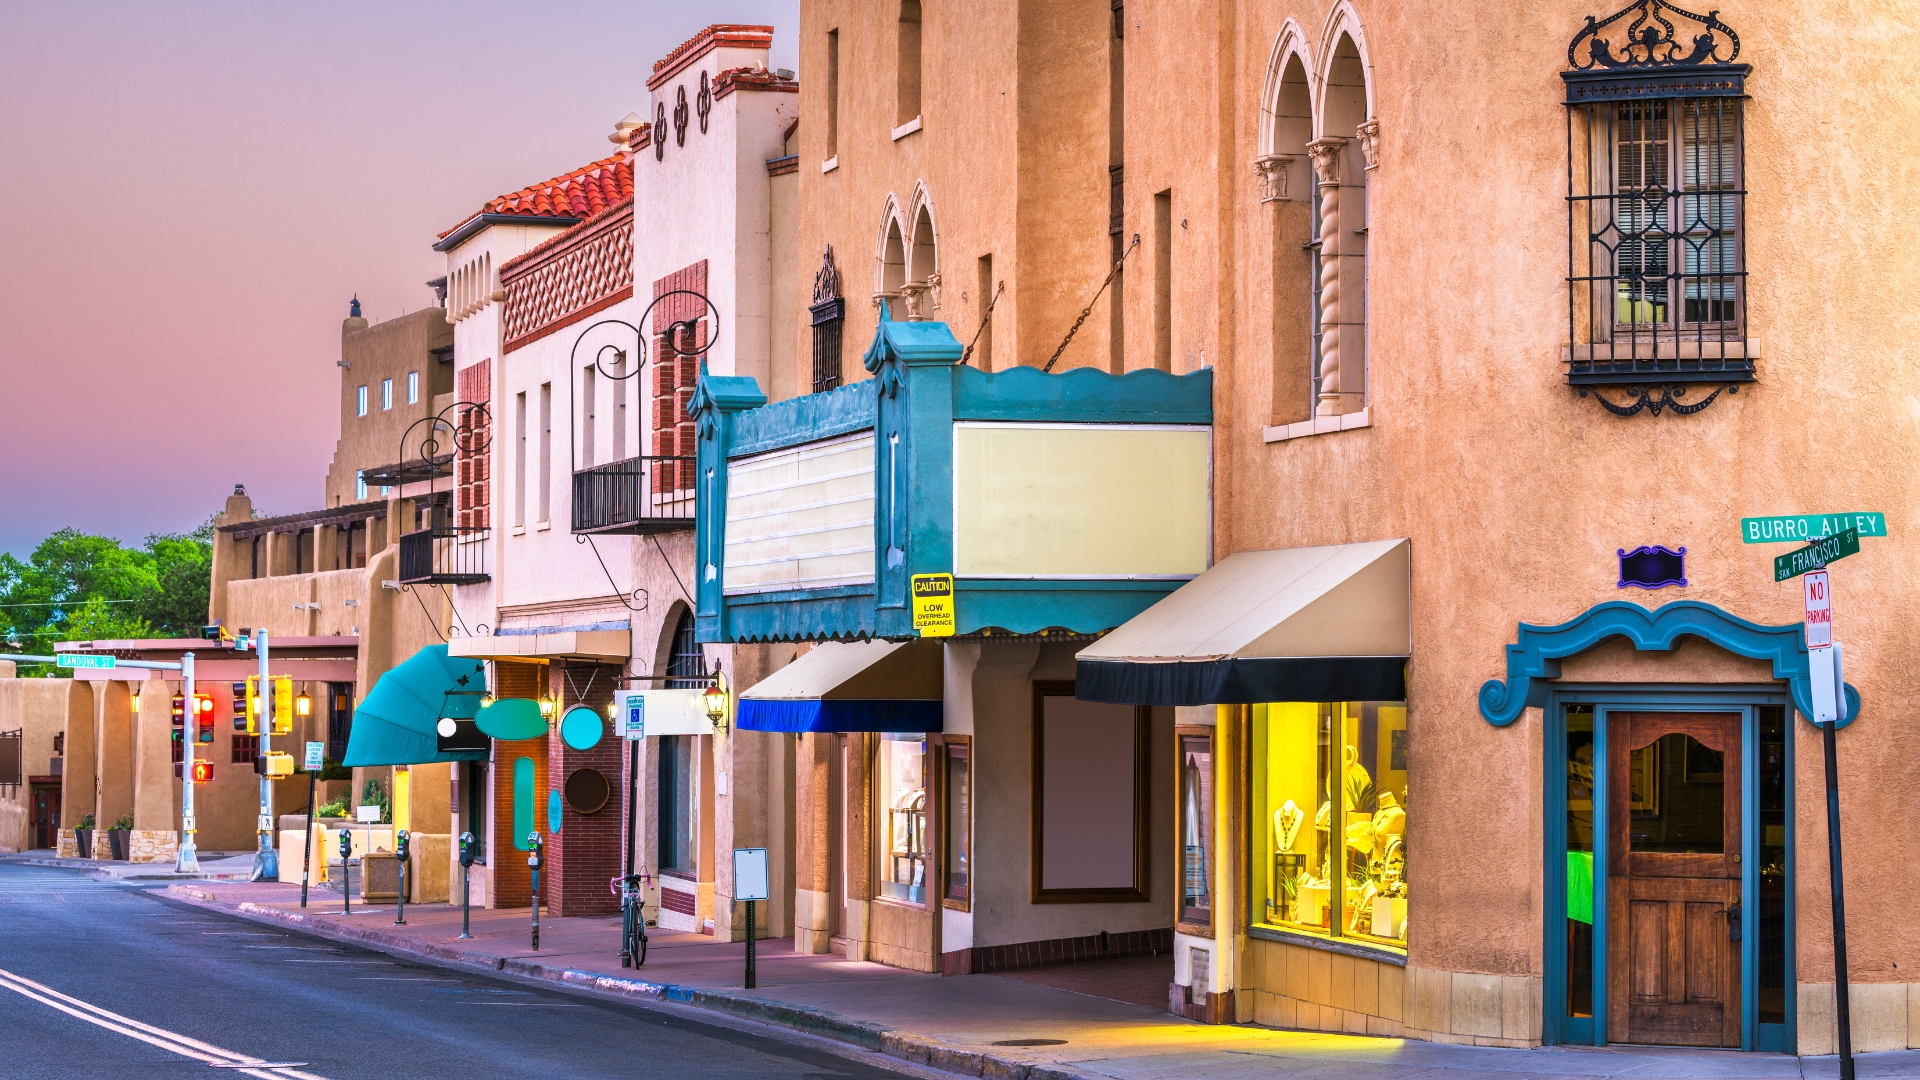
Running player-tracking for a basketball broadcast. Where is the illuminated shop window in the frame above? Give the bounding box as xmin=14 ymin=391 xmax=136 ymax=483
xmin=1250 ymin=701 xmax=1408 ymax=954
xmin=1179 ymin=732 xmax=1214 ymax=927
xmin=878 ymin=734 xmax=927 ymax=904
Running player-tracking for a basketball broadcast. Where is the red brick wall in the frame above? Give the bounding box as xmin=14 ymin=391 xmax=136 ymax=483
xmin=545 ymin=662 xmax=624 ymax=917
xmin=455 ymin=360 xmax=492 ymax=529
xmin=651 ymin=262 xmax=706 ymax=493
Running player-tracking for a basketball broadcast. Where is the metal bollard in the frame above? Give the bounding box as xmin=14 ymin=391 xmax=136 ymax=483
xmin=338 ymin=827 xmax=353 ymax=916
xmin=528 ymin=833 xmax=543 ymax=951
xmin=458 ymin=831 xmax=476 ymax=940
xmin=394 ymin=830 xmax=410 ymax=926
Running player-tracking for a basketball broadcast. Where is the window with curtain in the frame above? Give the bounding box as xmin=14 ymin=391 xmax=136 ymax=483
xmin=659 ymin=610 xmax=704 ymax=875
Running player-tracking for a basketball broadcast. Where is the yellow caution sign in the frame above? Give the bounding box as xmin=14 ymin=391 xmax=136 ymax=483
xmin=910 ymin=573 xmax=956 ymax=637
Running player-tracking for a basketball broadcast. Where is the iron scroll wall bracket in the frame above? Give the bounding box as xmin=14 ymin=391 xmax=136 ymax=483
xmin=565 ymin=289 xmax=720 ymax=479
xmin=391 ymin=399 xmax=495 ymax=500
xmin=1577 ymin=383 xmax=1738 ymax=417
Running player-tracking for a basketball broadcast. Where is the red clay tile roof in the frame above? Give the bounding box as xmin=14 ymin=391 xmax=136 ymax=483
xmin=712 ymin=66 xmax=799 ymax=100
xmin=438 ymin=154 xmax=635 ymax=240
xmin=649 ymin=24 xmax=774 ymax=91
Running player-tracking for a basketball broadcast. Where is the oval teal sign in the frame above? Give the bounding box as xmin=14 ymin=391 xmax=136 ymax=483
xmin=547 ymin=789 xmax=563 ymax=834
xmin=559 ymin=705 xmax=604 ymax=751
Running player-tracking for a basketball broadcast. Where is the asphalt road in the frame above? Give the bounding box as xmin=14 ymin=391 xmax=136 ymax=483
xmin=0 ymin=861 xmax=917 ymax=1080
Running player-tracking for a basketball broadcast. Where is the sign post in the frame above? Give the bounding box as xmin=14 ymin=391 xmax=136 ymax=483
xmin=1804 ymin=570 xmax=1854 ymax=1080
xmin=300 ymin=740 xmax=323 ymax=908
xmin=734 ymin=847 xmax=770 ymax=989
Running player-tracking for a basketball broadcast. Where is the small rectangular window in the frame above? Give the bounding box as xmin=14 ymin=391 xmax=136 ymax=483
xmin=381 ymin=379 xmax=393 ymax=410
xmin=942 ymin=738 xmax=970 ymax=908
xmin=1153 ymin=190 xmax=1172 ymax=371
xmin=357 ymin=385 xmax=368 ymax=417
xmin=407 ymin=371 xmax=419 ymax=404
xmin=896 ymin=1 xmax=922 ymax=126
xmin=355 ymin=471 xmax=367 ymax=500
xmin=826 ymin=29 xmax=840 ymax=158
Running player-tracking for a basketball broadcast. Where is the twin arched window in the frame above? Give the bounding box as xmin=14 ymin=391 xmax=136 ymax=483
xmin=1259 ymin=11 xmax=1377 ymax=428
xmin=876 ymin=190 xmax=939 ymax=322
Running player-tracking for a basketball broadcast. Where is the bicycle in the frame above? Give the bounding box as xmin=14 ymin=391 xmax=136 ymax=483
xmin=612 ymin=872 xmax=651 ymax=968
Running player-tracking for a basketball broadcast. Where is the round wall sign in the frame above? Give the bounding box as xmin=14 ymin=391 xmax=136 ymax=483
xmin=564 ymin=767 xmax=610 ymax=815
xmin=560 ymin=705 xmax=604 ymax=751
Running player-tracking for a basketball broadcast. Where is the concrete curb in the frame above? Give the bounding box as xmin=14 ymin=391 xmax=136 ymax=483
xmin=165 ymin=887 xmax=1096 ymax=1080
xmin=2 ymin=855 xmax=250 ymax=881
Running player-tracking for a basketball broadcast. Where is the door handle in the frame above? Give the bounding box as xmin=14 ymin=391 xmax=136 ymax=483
xmin=1722 ymin=902 xmax=1742 ymax=943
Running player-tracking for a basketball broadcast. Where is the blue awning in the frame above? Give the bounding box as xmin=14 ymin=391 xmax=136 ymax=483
xmin=737 ymin=639 xmax=943 ymax=734
xmin=343 ymin=644 xmax=490 ymax=766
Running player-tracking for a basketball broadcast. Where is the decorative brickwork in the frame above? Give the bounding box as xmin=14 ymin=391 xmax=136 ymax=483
xmin=651 ymin=262 xmax=708 ymax=493
xmin=952 ymin=926 xmax=1174 ymax=975
xmin=500 ymin=199 xmax=636 ymax=353
xmin=543 ymin=661 xmax=625 ymax=917
xmin=455 ymin=361 xmax=491 ymax=529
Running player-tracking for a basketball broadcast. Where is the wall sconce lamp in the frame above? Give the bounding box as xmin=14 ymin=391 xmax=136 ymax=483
xmin=538 ymin=692 xmax=556 ymax=727
xmin=480 ymin=693 xmax=495 ymax=709
xmin=703 ymin=668 xmax=730 ymax=732
xmin=295 ymin=691 xmax=312 ymax=719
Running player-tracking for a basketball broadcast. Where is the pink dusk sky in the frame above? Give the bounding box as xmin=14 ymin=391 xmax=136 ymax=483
xmin=0 ymin=0 xmax=797 ymax=556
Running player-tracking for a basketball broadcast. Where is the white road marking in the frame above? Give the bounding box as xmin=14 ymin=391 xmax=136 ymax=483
xmin=0 ymin=966 xmax=332 ymax=1080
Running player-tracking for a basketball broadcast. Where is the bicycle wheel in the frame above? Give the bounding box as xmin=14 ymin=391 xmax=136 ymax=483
xmin=621 ymin=905 xmax=636 ymax=968
xmin=633 ymin=922 xmax=647 ymax=967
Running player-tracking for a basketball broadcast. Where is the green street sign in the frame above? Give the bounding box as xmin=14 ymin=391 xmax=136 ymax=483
xmin=1742 ymin=512 xmax=1886 ymax=544
xmin=55 ymin=654 xmax=115 ymax=669
xmin=1774 ymin=528 xmax=1860 ymax=581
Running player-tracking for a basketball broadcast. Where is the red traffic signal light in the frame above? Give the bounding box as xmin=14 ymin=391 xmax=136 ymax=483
xmin=190 ymin=760 xmax=215 ymax=784
xmin=193 ymin=693 xmax=216 ymax=743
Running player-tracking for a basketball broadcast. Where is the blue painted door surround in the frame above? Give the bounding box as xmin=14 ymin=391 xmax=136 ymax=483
xmin=1543 ymin=686 xmax=1793 ymax=1053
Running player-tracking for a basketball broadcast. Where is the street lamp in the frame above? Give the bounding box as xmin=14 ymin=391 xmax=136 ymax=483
xmin=295 ymin=690 xmax=312 ymax=719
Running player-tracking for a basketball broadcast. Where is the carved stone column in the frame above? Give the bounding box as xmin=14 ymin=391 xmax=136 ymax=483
xmin=899 ymin=281 xmax=932 ymax=321
xmin=1254 ymin=155 xmax=1290 ymax=203
xmin=1356 ymin=119 xmax=1380 ymax=172
xmin=1306 ymin=137 xmax=1350 ymax=415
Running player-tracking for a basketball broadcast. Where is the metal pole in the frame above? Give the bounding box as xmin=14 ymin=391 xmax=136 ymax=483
xmin=1823 ymin=713 xmax=1855 ymax=1080
xmin=300 ymin=769 xmax=316 ymax=907
xmin=745 ymin=899 xmax=756 ymax=989
xmin=176 ymin=653 xmax=199 ymax=874
xmin=252 ymin=629 xmax=279 ymax=880
xmin=461 ymin=863 xmax=472 ymax=939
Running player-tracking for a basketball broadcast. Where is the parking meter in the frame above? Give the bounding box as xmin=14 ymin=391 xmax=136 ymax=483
xmin=457 ymin=831 xmax=476 ymax=939
xmin=394 ymin=830 xmax=410 ymax=926
xmin=528 ymin=833 xmax=543 ymax=951
xmin=338 ymin=827 xmax=353 ymax=915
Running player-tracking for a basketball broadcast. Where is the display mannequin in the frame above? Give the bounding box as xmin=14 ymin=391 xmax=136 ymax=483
xmin=1274 ymin=800 xmax=1304 ymax=852
xmin=1370 ymin=791 xmax=1406 ymax=859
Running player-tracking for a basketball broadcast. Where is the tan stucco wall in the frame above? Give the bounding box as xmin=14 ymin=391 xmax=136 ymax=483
xmin=797 ymin=0 xmax=1920 ymax=1051
xmin=0 ymin=676 xmax=84 ymax=852
xmin=325 ymin=306 xmax=454 ymax=508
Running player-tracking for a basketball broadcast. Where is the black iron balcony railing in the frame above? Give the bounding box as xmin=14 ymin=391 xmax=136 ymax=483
xmin=572 ymin=456 xmax=696 ymax=535
xmin=397 ymin=526 xmax=491 ymax=585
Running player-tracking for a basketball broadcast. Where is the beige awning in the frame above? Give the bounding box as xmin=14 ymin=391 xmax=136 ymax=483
xmin=1075 ymin=539 xmax=1409 ymax=705
xmin=738 ymin=639 xmax=942 ymax=732
xmin=447 ymin=630 xmax=631 ymax=663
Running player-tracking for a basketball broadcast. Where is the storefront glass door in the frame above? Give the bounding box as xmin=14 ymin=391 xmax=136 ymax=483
xmin=1546 ymin=692 xmax=1791 ymax=1052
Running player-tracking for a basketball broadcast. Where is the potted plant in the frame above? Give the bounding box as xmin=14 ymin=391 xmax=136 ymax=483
xmin=75 ymin=814 xmax=95 ymax=859
xmin=108 ymin=813 xmax=134 ymax=861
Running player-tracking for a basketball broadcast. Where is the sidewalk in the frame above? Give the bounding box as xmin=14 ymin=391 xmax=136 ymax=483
xmin=159 ymin=879 xmax=1908 ymax=1080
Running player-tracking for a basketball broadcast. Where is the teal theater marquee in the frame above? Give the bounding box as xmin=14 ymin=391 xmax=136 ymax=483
xmin=691 ymin=306 xmax=1214 ymax=644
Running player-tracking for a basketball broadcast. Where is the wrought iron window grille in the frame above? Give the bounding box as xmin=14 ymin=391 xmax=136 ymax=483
xmin=811 ymin=246 xmax=845 ymax=393
xmin=1563 ymin=0 xmax=1751 ymax=417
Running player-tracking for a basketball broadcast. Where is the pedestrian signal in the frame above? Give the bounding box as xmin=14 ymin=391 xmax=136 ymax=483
xmin=191 ymin=760 xmax=215 ymax=784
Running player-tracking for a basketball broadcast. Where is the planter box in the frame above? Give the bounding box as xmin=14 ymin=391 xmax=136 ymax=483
xmin=108 ymin=829 xmax=130 ymax=861
xmin=76 ymin=829 xmax=93 ymax=860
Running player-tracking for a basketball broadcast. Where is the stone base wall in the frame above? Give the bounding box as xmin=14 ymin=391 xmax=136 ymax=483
xmin=1798 ymin=982 xmax=1920 ymax=1053
xmin=129 ymin=830 xmax=179 ymax=863
xmin=57 ymin=830 xmax=78 ymax=859
xmin=1238 ymin=938 xmax=1543 ymax=1049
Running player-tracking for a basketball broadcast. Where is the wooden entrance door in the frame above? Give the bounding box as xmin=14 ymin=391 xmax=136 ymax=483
xmin=1607 ymin=712 xmax=1741 ymax=1046
xmin=31 ymin=785 xmax=60 ymax=850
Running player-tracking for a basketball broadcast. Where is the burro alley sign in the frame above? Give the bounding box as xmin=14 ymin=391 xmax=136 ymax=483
xmin=1774 ymin=528 xmax=1860 ymax=582
xmin=1742 ymin=512 xmax=1885 ymax=544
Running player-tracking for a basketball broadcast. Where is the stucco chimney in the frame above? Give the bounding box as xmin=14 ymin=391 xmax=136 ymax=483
xmin=611 ymin=111 xmax=647 ymax=148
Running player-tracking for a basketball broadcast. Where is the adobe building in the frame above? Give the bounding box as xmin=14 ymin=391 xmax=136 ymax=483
xmin=735 ymin=0 xmax=1920 ymax=1059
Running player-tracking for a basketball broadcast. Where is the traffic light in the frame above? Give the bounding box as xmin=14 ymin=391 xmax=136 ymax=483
xmin=242 ymin=675 xmax=295 ymax=735
xmin=190 ymin=760 xmax=215 ymax=784
xmin=262 ymin=752 xmax=295 ymax=778
xmin=171 ymin=692 xmax=186 ymax=727
xmin=194 ymin=693 xmax=215 ymax=743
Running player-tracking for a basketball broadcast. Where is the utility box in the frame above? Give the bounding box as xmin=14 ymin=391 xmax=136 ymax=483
xmin=360 ymin=852 xmax=401 ymax=901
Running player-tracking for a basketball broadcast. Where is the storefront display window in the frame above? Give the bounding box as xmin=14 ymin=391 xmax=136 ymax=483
xmin=1250 ymin=701 xmax=1408 ymax=954
xmin=1179 ymin=732 xmax=1213 ymax=927
xmin=942 ymin=739 xmax=970 ymax=907
xmin=879 ymin=734 xmax=927 ymax=904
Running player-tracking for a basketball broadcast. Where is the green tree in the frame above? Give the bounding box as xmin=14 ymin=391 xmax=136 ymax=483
xmin=0 ymin=518 xmax=215 ymax=673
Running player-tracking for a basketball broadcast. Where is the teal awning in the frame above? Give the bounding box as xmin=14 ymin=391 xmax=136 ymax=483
xmin=342 ymin=644 xmax=489 ymax=766
xmin=475 ymin=697 xmax=545 ymax=741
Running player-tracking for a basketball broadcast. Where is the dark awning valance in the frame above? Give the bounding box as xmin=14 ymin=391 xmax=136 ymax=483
xmin=1075 ymin=540 xmax=1410 ymax=707
xmin=738 ymin=639 xmax=942 ymax=733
